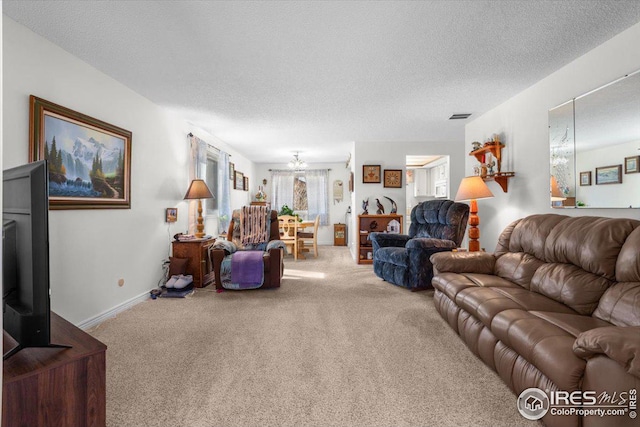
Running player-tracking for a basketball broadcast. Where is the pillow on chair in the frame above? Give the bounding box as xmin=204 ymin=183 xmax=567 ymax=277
xmin=169 ymin=257 xmax=189 ymax=276
xmin=212 ymin=240 xmax=238 ymax=255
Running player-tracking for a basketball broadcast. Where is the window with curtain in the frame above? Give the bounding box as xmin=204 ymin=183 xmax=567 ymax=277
xmin=188 ymin=133 xmax=231 ymax=235
xmin=271 ymin=169 xmax=329 ymax=225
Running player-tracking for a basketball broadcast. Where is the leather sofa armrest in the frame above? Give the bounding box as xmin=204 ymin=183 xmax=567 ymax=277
xmin=573 ymin=326 xmax=640 ymax=379
xmin=430 ymin=251 xmax=496 ymax=275
xmin=369 ymin=233 xmax=411 ymax=251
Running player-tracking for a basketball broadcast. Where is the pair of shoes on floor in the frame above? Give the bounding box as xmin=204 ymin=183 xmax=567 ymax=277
xmin=166 ymin=274 xmax=193 ymax=289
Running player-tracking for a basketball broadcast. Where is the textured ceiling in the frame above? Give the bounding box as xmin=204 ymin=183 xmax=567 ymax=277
xmin=3 ymin=1 xmax=640 ymax=164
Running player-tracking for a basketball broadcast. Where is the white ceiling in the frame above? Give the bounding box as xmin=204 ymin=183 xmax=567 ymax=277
xmin=3 ymin=1 xmax=640 ymax=164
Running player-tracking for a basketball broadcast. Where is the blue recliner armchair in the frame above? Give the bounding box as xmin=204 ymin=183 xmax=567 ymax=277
xmin=369 ymin=200 xmax=469 ymax=290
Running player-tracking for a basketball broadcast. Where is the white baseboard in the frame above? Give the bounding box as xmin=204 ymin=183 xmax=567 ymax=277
xmin=77 ymin=290 xmax=151 ymax=331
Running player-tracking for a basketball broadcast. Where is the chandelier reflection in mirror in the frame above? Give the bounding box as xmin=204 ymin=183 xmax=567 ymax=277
xmin=288 ymin=151 xmax=307 ymax=171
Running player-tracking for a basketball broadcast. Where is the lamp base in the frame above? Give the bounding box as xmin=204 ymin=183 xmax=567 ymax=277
xmin=468 ymin=199 xmax=480 ymax=252
xmin=195 ymin=199 xmax=206 ymax=239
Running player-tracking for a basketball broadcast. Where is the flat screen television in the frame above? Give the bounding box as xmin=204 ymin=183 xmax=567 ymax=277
xmin=3 ymin=160 xmax=68 ymax=359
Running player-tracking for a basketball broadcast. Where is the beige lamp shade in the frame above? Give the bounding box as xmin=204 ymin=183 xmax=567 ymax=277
xmin=550 ymin=176 xmax=567 ymax=201
xmin=184 ymin=179 xmax=214 ymax=200
xmin=454 ymin=176 xmax=494 ymax=201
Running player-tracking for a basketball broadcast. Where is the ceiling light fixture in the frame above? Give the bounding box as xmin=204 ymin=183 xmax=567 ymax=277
xmin=288 ymin=151 xmax=307 ymax=171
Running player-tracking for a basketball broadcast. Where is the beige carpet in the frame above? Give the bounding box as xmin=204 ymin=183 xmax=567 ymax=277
xmin=89 ymin=247 xmax=527 ymax=427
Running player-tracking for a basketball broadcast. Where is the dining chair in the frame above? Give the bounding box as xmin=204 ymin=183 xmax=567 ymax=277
xmin=297 ymin=215 xmax=320 ymax=258
xmin=278 ymin=215 xmax=298 ymax=260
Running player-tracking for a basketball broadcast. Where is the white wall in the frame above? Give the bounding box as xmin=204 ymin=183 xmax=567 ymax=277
xmin=465 ymin=21 xmax=640 ymax=251
xmin=254 ymin=162 xmax=350 ymax=245
xmin=351 ymin=141 xmax=466 ymax=259
xmin=2 ymin=17 xmax=255 ymax=325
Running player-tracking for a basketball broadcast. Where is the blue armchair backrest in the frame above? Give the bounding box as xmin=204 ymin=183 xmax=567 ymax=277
xmin=409 ymin=200 xmax=470 ymax=246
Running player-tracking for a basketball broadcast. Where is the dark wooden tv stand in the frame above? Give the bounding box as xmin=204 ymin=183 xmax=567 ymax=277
xmin=2 ymin=312 xmax=106 ymax=427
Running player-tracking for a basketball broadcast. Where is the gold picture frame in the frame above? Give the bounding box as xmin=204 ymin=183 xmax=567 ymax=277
xmin=29 ymin=95 xmax=132 ymax=209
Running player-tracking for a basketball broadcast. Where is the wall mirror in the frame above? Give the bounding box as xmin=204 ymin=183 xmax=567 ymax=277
xmin=549 ymin=70 xmax=640 ymax=208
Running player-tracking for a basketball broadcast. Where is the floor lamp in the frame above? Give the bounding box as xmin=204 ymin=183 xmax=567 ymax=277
xmin=184 ymin=179 xmax=214 ymax=238
xmin=455 ymin=176 xmax=494 ymax=252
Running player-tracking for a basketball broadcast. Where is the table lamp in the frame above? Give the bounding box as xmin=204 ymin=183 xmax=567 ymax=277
xmin=455 ymin=176 xmax=494 ymax=252
xmin=184 ymin=179 xmax=214 ymax=238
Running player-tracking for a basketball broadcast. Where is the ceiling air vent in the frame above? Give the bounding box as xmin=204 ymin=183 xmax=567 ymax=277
xmin=449 ymin=113 xmax=471 ymax=120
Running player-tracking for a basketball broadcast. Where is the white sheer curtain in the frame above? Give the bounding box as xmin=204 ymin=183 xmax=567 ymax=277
xmin=306 ymin=169 xmax=329 ymax=226
xmin=270 ymin=170 xmax=294 ymax=213
xmin=217 ymin=151 xmax=231 ymax=234
xmin=271 ymin=169 xmax=329 ymax=225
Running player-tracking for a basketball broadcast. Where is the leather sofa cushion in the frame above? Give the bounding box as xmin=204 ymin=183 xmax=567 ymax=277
xmin=530 ymin=263 xmax=613 ymax=315
xmin=544 ymin=216 xmax=639 ymax=280
xmin=490 ymin=287 xmax=578 ymax=314
xmin=529 ymin=311 xmax=611 ymax=338
xmin=454 ymin=285 xmax=576 ymax=330
xmin=432 ymin=272 xmax=518 ymax=303
xmin=494 ymin=252 xmax=545 ymax=289
xmin=616 ymin=227 xmax=640 ymax=282
xmin=455 ymin=287 xmax=523 ymax=328
xmin=593 ymin=282 xmax=640 ymax=327
xmin=502 ymin=214 xmax=567 ymax=260
xmin=491 ymin=309 xmax=585 ymax=391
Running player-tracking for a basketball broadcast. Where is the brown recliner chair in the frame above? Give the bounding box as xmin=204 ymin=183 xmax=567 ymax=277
xmin=210 ymin=208 xmax=284 ymax=290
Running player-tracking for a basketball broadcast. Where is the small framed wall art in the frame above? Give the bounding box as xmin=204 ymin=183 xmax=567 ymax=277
xmin=362 ymin=165 xmax=381 ymax=183
xmin=229 ymin=162 xmax=235 ymax=180
xmin=234 ymin=170 xmax=244 ymax=190
xmin=165 ymin=208 xmax=177 ymax=223
xmin=579 ymin=171 xmax=591 ymax=186
xmin=625 ymin=156 xmax=639 ymax=174
xmin=384 ymin=169 xmax=402 ymax=188
xmin=243 ymin=176 xmax=249 ymax=191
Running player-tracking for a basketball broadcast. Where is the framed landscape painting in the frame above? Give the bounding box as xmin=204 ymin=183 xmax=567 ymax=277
xmin=29 ymin=96 xmax=132 ymax=209
xmin=595 ymin=164 xmax=622 ymax=185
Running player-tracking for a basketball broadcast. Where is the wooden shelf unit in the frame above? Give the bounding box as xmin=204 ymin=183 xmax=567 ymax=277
xmin=357 ymin=214 xmax=403 ymax=264
xmin=469 ymin=143 xmax=515 ymax=193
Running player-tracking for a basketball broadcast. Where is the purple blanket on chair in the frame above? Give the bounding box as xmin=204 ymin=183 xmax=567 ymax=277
xmin=230 ymin=251 xmax=264 ymax=289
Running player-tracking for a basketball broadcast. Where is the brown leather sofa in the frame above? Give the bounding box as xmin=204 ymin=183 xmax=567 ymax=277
xmin=210 ymin=209 xmax=284 ymax=290
xmin=430 ymin=214 xmax=640 ymax=427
